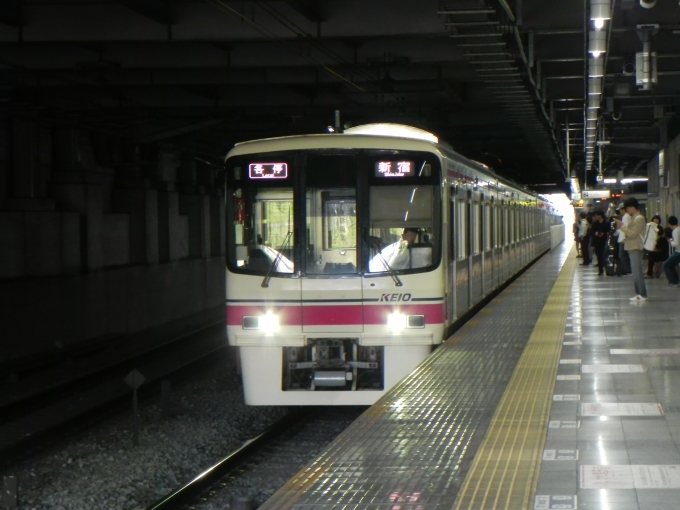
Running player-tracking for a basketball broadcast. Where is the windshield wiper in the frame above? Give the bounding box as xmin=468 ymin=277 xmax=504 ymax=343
xmin=368 ymin=236 xmax=402 ymax=287
xmin=261 ymin=231 xmax=293 ymax=288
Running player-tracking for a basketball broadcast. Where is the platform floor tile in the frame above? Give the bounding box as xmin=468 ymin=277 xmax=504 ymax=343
xmin=260 ymin=243 xmax=572 ymax=510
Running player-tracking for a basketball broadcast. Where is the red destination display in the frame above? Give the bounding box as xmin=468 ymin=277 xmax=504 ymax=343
xmin=249 ymin=163 xmax=288 ymax=179
xmin=375 ymin=161 xmax=414 ymax=178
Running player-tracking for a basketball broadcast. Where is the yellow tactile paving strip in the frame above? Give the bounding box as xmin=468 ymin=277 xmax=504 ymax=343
xmin=453 ymin=250 xmax=577 ymax=510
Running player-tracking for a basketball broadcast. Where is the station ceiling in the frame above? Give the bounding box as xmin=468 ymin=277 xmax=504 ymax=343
xmin=2 ymin=0 xmax=680 ymax=195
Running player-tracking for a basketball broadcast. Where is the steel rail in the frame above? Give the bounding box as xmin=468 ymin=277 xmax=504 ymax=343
xmin=144 ymin=408 xmax=312 ymax=510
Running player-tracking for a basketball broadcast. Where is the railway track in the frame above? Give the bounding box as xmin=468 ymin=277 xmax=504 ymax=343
xmin=146 ymin=406 xmax=367 ymax=510
xmin=0 ymin=322 xmax=227 ymax=464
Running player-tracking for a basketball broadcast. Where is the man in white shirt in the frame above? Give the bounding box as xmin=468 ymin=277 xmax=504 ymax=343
xmin=369 ymin=228 xmax=419 ymax=272
xmin=662 ymin=216 xmax=680 ymax=286
xmin=615 ymin=197 xmax=647 ymax=301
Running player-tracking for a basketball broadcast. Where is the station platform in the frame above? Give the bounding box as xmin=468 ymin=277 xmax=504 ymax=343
xmin=260 ymin=240 xmax=680 ymax=510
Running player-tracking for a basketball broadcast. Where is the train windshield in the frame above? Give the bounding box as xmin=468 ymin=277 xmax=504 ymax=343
xmin=225 ymin=149 xmax=441 ymax=276
xmin=226 ymin=155 xmax=296 ymax=275
xmin=366 ymin=154 xmax=439 ymax=274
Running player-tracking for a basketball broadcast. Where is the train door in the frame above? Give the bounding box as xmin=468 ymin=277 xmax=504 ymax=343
xmin=469 ymin=193 xmax=483 ymax=306
xmin=454 ymin=191 xmax=469 ymax=314
xmin=301 ymin=155 xmax=362 ymax=333
xmin=482 ymin=199 xmax=493 ymax=296
xmin=492 ymin=200 xmax=501 ymax=289
xmin=448 ymin=191 xmax=457 ymax=321
xmin=510 ymin=204 xmax=517 ymax=275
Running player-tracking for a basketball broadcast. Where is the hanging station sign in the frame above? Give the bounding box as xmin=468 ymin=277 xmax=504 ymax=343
xmin=582 ymin=190 xmax=611 ymax=199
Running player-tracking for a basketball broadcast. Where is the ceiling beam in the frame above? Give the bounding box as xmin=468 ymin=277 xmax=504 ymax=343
xmin=284 ymin=1 xmax=326 ymax=22
xmin=114 ymin=0 xmax=174 ymax=25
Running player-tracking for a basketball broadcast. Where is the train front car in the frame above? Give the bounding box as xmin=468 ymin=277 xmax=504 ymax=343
xmin=225 ymin=127 xmax=446 ymax=405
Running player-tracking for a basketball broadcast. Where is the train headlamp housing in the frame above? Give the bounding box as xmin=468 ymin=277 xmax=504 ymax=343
xmin=387 ymin=313 xmax=426 ymax=331
xmin=242 ymin=313 xmax=280 ymax=334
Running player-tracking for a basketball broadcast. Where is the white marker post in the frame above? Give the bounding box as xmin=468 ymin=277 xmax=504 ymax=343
xmin=124 ymin=369 xmax=146 ymax=446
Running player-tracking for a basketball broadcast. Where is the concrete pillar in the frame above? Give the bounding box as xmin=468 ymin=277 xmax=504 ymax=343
xmin=111 ymin=184 xmax=158 ymax=265
xmin=52 ymin=183 xmax=105 ymax=271
xmin=168 ymin=192 xmax=188 ymax=261
xmin=11 ymin=119 xmax=40 ymax=199
xmin=0 ymin=213 xmax=24 ymax=278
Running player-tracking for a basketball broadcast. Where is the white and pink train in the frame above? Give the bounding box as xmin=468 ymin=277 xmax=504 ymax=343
xmin=225 ymin=124 xmax=561 ymax=405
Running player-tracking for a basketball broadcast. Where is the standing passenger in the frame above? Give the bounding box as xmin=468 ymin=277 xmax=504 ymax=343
xmin=578 ymin=212 xmax=590 ymax=265
xmin=662 ymin=216 xmax=680 ymax=287
xmin=616 ymin=205 xmax=632 ymax=275
xmin=615 ymin=198 xmax=647 ymax=301
xmin=590 ymin=210 xmax=610 ymax=276
xmin=643 ymin=215 xmax=662 ymax=278
xmin=573 ymin=218 xmax=581 ymax=257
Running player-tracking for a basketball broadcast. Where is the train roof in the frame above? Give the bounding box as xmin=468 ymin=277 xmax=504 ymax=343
xmin=227 ymin=123 xmax=541 ymax=201
xmin=227 ymin=124 xmax=444 ymax=156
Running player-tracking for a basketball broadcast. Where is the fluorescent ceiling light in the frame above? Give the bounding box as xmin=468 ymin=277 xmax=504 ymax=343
xmin=603 ymin=178 xmax=617 ymax=183
xmin=590 ymin=0 xmax=611 ymax=21
xmin=620 ymin=177 xmax=648 ymax=183
xmin=589 ymin=58 xmax=604 ymax=78
xmin=589 ymin=31 xmax=606 ymax=57
xmin=588 ymin=77 xmax=602 ymax=95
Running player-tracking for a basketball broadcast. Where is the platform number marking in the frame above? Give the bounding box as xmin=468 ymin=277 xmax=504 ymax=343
xmin=543 ymin=449 xmax=579 ymax=461
xmin=549 ymin=420 xmax=580 ymax=429
xmin=535 ymin=495 xmax=577 ymax=509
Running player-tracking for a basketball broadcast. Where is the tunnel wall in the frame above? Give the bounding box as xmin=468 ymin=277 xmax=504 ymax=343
xmin=0 ymin=119 xmax=226 ymax=366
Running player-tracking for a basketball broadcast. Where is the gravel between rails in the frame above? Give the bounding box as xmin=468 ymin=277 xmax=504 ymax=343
xmin=1 ymin=350 xmax=291 ymax=510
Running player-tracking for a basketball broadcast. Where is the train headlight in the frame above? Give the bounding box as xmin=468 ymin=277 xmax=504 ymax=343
xmin=387 ymin=313 xmax=407 ymax=331
xmin=387 ymin=313 xmax=426 ymax=331
xmin=259 ymin=313 xmax=280 ymax=334
xmin=242 ymin=313 xmax=280 ymax=334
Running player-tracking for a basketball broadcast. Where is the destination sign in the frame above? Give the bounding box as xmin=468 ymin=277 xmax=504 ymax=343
xmin=249 ymin=163 xmax=288 ymax=179
xmin=375 ymin=161 xmax=414 ymax=178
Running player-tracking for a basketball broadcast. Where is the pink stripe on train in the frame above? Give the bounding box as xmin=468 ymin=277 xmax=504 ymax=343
xmin=226 ymin=303 xmax=445 ymax=326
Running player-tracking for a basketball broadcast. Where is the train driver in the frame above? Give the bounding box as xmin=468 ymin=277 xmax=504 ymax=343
xmin=369 ymin=227 xmax=420 ymax=272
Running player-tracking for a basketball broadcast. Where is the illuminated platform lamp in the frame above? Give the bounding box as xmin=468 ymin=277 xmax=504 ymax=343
xmin=589 ymin=31 xmax=607 ymax=58
xmin=590 ymin=0 xmax=611 ymax=29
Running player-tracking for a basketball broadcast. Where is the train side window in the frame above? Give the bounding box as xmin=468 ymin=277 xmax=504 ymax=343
xmin=484 ymin=203 xmax=492 ymax=251
xmin=504 ymin=207 xmax=509 ymax=246
xmin=456 ymin=200 xmax=467 ymax=260
xmin=494 ymin=205 xmax=500 ymax=249
xmin=472 ymin=202 xmax=481 ymax=255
